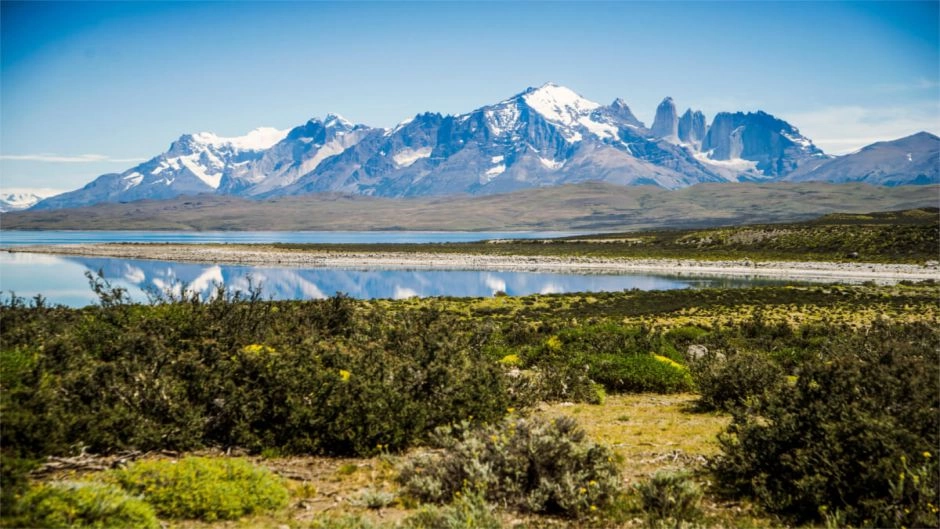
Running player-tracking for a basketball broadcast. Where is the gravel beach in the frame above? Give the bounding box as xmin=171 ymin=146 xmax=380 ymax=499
xmin=8 ymin=243 xmax=939 ymax=284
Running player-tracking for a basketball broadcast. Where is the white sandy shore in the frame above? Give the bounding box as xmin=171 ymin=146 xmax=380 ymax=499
xmin=8 ymin=243 xmax=940 ymax=285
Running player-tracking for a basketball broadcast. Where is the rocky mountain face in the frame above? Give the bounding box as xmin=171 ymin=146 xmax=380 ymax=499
xmin=650 ymin=97 xmax=679 ymax=141
xmin=701 ymin=111 xmax=826 ymax=177
xmin=28 ymin=83 xmax=935 ymax=211
xmin=678 ymin=109 xmax=707 ymax=148
xmin=784 ymin=132 xmax=940 ymax=186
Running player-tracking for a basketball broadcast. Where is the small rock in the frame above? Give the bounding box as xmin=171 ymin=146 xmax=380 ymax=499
xmin=686 ymin=344 xmax=708 ymax=360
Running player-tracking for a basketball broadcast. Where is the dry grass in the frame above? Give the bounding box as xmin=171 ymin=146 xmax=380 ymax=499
xmin=537 ymin=394 xmax=729 ymax=486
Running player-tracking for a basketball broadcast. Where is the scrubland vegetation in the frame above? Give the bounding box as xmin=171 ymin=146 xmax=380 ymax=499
xmin=1 ymin=272 xmax=938 ymax=527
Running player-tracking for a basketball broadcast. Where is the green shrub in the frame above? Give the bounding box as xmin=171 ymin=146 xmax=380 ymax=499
xmin=711 ymin=322 xmax=940 ymax=526
xmin=522 ymin=325 xmax=693 ymax=398
xmin=0 ymin=294 xmax=511 ymax=458
xmin=112 ymin=456 xmax=288 ymax=521
xmin=690 ymin=349 xmax=784 ymax=412
xmin=634 ymin=471 xmax=703 ymax=529
xmin=14 ymin=481 xmax=159 ymax=529
xmin=402 ymin=490 xmax=503 ymax=529
xmin=398 ymin=416 xmax=621 ymax=517
xmin=587 ymin=353 xmax=694 ymax=394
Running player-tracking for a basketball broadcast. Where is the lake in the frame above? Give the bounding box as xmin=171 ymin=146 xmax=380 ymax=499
xmin=1 ymin=251 xmax=801 ymax=307
xmin=0 ymin=230 xmax=581 ymax=246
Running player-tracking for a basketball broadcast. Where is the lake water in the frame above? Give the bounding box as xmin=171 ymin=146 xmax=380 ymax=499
xmin=0 ymin=230 xmax=580 ymax=246
xmin=1 ymin=252 xmax=800 ymax=308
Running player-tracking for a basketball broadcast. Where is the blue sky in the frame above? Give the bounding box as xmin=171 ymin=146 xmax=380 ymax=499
xmin=2 ymin=0 xmax=938 ymax=192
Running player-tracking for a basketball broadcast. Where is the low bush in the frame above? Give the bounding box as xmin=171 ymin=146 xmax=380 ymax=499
xmin=690 ymin=349 xmax=784 ymax=412
xmin=711 ymin=321 xmax=940 ymax=527
xmin=12 ymin=481 xmax=160 ymax=529
xmin=634 ymin=471 xmax=703 ymax=529
xmin=398 ymin=416 xmax=621 ymax=518
xmin=521 ymin=326 xmax=694 ymax=398
xmin=587 ymin=353 xmax=694 ymax=394
xmin=403 ymin=490 xmax=503 ymax=529
xmin=112 ymin=456 xmax=288 ymax=521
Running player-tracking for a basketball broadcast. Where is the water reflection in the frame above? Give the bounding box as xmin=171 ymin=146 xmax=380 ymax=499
xmin=1 ymin=252 xmax=798 ymax=308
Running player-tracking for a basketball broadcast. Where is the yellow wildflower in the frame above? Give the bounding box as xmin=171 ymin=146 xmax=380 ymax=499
xmin=498 ymin=354 xmax=521 ymax=367
xmin=545 ymin=335 xmax=563 ymax=352
xmin=241 ymin=344 xmax=275 ymax=355
xmin=339 ymin=369 xmax=351 ymax=382
xmin=923 ymin=451 xmax=932 ymax=459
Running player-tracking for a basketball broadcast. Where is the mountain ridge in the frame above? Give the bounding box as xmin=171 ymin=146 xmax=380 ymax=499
xmin=28 ymin=83 xmax=939 ymax=211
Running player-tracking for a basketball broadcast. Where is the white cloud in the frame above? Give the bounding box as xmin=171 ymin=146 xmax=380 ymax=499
xmin=873 ymin=79 xmax=940 ymax=93
xmin=784 ymin=103 xmax=940 ymax=154
xmin=0 ymin=153 xmax=146 ymax=163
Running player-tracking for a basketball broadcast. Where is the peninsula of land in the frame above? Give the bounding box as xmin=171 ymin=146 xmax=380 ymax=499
xmin=9 ymin=243 xmax=938 ymax=284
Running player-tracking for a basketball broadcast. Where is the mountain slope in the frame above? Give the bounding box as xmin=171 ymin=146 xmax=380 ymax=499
xmin=783 ymin=132 xmax=939 ymax=186
xmin=6 ymin=182 xmax=937 ymax=232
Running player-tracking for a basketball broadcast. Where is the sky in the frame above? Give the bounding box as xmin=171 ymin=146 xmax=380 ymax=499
xmin=1 ymin=0 xmax=938 ymax=192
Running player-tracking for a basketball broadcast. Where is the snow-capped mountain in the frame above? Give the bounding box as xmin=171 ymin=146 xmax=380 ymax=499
xmin=25 ymin=82 xmax=932 ymax=211
xmin=32 ymin=127 xmax=289 ymax=210
xmin=218 ymin=114 xmax=373 ymax=195
xmin=0 ymin=188 xmax=63 ymax=212
xmin=274 ymin=83 xmax=723 ymax=197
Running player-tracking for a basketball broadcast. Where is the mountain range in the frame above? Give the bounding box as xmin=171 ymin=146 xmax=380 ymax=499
xmin=29 ymin=83 xmax=940 ymax=210
xmin=0 ymin=188 xmax=63 ymax=213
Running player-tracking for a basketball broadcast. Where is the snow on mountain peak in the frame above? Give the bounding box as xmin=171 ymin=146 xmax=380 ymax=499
xmin=520 ymin=83 xmax=621 ymax=142
xmin=323 ymin=113 xmax=353 ymax=128
xmin=191 ymin=127 xmax=289 ymax=151
xmin=0 ymin=188 xmax=64 ymax=212
xmin=522 ymin=83 xmax=601 ymax=126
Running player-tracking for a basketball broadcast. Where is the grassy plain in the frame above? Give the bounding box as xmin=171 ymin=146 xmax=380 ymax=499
xmin=2 ymin=182 xmax=938 ymax=231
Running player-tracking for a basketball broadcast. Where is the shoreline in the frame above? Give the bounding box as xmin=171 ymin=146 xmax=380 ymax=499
xmin=7 ymin=243 xmax=939 ymax=284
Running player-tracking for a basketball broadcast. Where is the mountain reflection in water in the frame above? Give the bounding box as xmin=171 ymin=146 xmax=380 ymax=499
xmin=1 ymin=252 xmax=799 ymax=308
